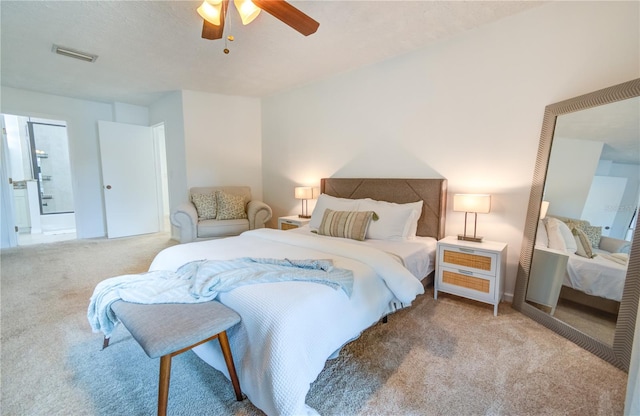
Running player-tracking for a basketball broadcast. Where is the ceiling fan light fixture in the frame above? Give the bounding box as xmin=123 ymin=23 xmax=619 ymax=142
xmin=234 ymin=0 xmax=261 ymax=25
xmin=197 ymin=0 xmax=223 ymax=26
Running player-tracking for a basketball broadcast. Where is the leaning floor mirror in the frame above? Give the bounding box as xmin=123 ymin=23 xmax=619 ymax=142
xmin=513 ymin=78 xmax=640 ymax=371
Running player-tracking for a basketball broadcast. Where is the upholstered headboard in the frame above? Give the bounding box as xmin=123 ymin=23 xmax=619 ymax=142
xmin=320 ymin=178 xmax=447 ymax=240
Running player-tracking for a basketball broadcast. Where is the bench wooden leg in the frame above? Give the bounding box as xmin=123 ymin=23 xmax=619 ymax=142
xmin=218 ymin=330 xmax=243 ymax=401
xmin=158 ymin=355 xmax=172 ymax=416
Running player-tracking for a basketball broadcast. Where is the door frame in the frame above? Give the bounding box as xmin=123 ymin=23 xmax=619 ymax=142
xmin=0 ymin=116 xmax=18 ymax=247
xmin=151 ymin=122 xmax=170 ymax=232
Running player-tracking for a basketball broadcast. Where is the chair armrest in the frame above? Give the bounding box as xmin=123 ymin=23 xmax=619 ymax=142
xmin=171 ymin=202 xmax=198 ymax=243
xmin=247 ymin=200 xmax=272 ymax=229
xmin=599 ymin=236 xmax=632 ymax=254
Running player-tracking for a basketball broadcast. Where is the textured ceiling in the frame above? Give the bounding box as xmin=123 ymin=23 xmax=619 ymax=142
xmin=1 ymin=1 xmax=543 ymax=106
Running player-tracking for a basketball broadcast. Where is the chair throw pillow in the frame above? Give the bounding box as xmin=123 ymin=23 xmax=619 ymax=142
xmin=317 ymin=209 xmax=376 ymax=241
xmin=216 ymin=191 xmax=248 ymax=220
xmin=191 ymin=193 xmax=217 ymax=220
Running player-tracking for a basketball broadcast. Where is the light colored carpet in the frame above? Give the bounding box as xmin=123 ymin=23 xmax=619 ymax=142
xmin=553 ymin=299 xmax=617 ymax=346
xmin=0 ymin=232 xmax=628 ymax=415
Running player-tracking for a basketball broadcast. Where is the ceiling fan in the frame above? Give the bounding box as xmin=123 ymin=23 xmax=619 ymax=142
xmin=197 ymin=0 xmax=320 ymax=41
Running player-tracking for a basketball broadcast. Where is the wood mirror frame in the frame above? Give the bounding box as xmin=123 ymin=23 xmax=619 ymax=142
xmin=512 ymin=78 xmax=640 ymax=371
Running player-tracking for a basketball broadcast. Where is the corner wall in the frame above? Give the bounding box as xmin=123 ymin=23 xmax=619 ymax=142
xmin=181 ymin=90 xmax=263 ymax=198
xmin=261 ymin=1 xmax=640 ymax=296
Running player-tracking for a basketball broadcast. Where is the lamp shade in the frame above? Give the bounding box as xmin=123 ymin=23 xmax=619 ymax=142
xmin=453 ymin=194 xmax=491 ymax=214
xmin=295 ymin=187 xmax=312 ymax=200
xmin=197 ymin=0 xmax=223 ymax=25
xmin=234 ymin=0 xmax=261 ymax=25
xmin=540 ymin=200 xmax=550 ymax=219
xmin=294 ymin=186 xmax=320 ymax=200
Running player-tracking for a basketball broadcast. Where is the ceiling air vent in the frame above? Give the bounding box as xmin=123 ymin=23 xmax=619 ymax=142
xmin=52 ymin=44 xmax=98 ymax=63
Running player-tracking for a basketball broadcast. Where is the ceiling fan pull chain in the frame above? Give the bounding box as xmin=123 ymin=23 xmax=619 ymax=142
xmin=223 ymin=11 xmax=233 ymax=54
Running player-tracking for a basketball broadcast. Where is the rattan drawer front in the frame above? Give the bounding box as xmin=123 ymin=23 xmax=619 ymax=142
xmin=442 ymin=270 xmax=490 ymax=293
xmin=443 ymin=250 xmax=491 ymax=271
xmin=280 ymin=222 xmax=298 ymax=230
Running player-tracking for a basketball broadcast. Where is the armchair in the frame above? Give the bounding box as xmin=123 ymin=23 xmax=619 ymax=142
xmin=171 ymin=186 xmax=272 ymax=243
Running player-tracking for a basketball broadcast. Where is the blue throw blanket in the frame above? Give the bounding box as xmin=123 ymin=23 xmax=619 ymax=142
xmin=88 ymin=258 xmax=353 ymax=337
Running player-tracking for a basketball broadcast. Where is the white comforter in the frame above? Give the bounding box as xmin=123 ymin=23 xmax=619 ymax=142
xmin=148 ymin=228 xmax=425 ymax=415
xmin=564 ymin=251 xmax=627 ymax=301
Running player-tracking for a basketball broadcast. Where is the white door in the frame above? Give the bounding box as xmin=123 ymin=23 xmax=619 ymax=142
xmin=98 ymin=121 xmax=159 ymax=238
xmin=581 ymin=176 xmax=627 ymax=237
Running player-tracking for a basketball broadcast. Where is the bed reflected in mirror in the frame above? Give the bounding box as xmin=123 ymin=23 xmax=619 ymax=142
xmin=525 ymin=96 xmax=639 ymax=346
xmin=513 ymin=79 xmax=640 ymax=371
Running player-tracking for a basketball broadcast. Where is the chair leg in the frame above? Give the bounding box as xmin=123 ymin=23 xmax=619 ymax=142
xmin=218 ymin=330 xmax=243 ymax=401
xmin=158 ymin=355 xmax=172 ymax=416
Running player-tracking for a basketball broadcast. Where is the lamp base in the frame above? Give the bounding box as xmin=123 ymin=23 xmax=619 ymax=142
xmin=458 ymin=234 xmax=483 ymax=243
xmin=298 ymin=214 xmax=311 ymax=219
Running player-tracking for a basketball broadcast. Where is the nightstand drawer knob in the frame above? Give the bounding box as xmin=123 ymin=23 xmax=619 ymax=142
xmin=459 ymin=247 xmax=475 ymax=253
xmin=458 ymin=269 xmax=473 ymax=276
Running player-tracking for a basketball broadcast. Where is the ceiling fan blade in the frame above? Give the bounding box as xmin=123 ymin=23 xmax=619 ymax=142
xmin=201 ymin=20 xmax=223 ymax=39
xmin=201 ymin=0 xmax=229 ymax=40
xmin=253 ymin=0 xmax=319 ymax=36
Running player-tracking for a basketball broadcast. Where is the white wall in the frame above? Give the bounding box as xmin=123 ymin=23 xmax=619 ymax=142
xmin=600 ymin=162 xmax=640 ymax=239
xmin=149 ymin=91 xmax=187 ymax=240
xmin=1 ymin=87 xmax=113 ymax=239
xmin=113 ymin=102 xmax=149 ymax=125
xmin=181 ymin=90 xmax=263 ymax=198
xmin=261 ymin=1 xmax=640 ymax=297
xmin=545 ymin=137 xmax=604 ymax=219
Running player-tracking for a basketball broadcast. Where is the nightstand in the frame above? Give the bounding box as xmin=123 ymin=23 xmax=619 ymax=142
xmin=525 ymin=247 xmax=569 ymax=315
xmin=434 ymin=236 xmax=507 ymax=316
xmin=278 ymin=215 xmax=310 ymax=230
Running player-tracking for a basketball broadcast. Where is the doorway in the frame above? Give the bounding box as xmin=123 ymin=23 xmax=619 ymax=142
xmin=152 ymin=123 xmax=170 ymax=231
xmin=2 ymin=114 xmax=76 ymax=246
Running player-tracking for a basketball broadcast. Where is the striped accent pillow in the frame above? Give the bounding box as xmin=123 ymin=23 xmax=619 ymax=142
xmin=317 ymin=209 xmax=375 ymax=241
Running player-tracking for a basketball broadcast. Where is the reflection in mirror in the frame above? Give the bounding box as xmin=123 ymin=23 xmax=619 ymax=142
xmin=513 ymin=78 xmax=640 ymax=371
xmin=525 ymin=96 xmax=639 ymax=347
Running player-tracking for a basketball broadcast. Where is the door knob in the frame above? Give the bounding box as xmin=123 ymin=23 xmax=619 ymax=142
xmin=106 ymin=185 xmax=112 ymax=190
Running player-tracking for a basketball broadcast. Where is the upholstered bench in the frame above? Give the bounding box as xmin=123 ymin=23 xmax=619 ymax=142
xmin=104 ymin=300 xmax=243 ymax=416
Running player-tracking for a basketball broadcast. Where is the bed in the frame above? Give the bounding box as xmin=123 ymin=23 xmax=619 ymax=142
xmin=534 ymin=216 xmax=630 ymax=314
xmin=147 ymin=178 xmax=447 ymax=415
xmin=563 ymin=251 xmax=627 ymax=302
xmin=557 ymin=249 xmax=628 ymax=315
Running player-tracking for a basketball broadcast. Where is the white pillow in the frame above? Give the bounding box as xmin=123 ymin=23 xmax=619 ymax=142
xmin=404 ymin=201 xmax=423 ymax=238
xmin=358 ymin=198 xmax=423 ymax=240
xmin=556 ymin=219 xmax=578 ymax=253
xmin=309 ymin=194 xmax=360 ymax=230
xmin=545 ymin=217 xmax=567 ymax=252
xmin=405 ymin=206 xmax=423 ymax=238
xmin=535 ymin=219 xmax=549 ymax=248
xmin=545 ymin=217 xmax=578 ymax=253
